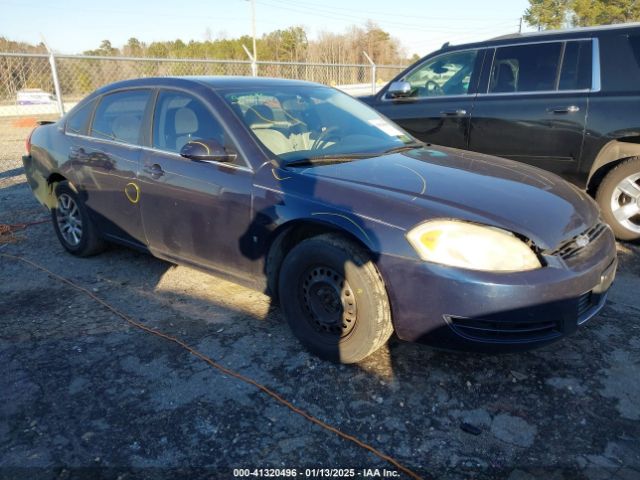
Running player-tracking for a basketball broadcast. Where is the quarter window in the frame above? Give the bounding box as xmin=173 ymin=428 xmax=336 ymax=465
xmin=91 ymin=90 xmax=151 ymax=145
xmin=559 ymin=41 xmax=592 ymax=90
xmin=489 ymin=42 xmax=562 ymax=93
xmin=402 ymin=50 xmax=479 ymax=98
xmin=66 ymin=98 xmax=96 ymax=135
xmin=152 ymin=90 xmax=231 ymax=156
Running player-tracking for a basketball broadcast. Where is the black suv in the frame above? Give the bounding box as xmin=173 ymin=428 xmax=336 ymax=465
xmin=362 ymin=23 xmax=640 ymax=240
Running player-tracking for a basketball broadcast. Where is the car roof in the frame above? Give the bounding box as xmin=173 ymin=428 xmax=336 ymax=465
xmin=93 ymin=76 xmax=326 ymax=96
xmin=443 ymin=22 xmax=640 ymax=51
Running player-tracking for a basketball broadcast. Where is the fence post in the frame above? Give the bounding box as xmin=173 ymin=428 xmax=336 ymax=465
xmin=363 ymin=51 xmax=376 ymax=95
xmin=242 ymin=44 xmax=258 ymax=77
xmin=48 ymin=52 xmax=65 ymax=116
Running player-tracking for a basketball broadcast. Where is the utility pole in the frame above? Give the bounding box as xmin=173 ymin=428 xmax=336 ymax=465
xmin=519 ymin=17 xmax=523 ymax=33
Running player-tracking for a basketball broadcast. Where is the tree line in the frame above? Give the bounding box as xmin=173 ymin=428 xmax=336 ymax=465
xmin=525 ymin=0 xmax=640 ymax=30
xmin=82 ymin=22 xmax=408 ymax=65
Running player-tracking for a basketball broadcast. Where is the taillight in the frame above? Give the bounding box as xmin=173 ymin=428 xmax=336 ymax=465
xmin=25 ymin=127 xmax=36 ymax=156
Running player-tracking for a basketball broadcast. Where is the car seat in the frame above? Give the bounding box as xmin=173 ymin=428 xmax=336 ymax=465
xmin=244 ymin=105 xmax=293 ymax=155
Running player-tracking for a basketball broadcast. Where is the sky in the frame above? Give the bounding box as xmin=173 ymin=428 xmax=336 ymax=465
xmin=0 ymin=0 xmax=537 ymax=60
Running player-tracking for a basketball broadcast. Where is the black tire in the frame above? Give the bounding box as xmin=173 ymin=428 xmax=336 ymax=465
xmin=278 ymin=233 xmax=393 ymax=363
xmin=52 ymin=182 xmax=106 ymax=257
xmin=596 ymin=157 xmax=640 ymax=241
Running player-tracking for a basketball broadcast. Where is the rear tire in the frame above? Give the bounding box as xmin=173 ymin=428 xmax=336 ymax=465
xmin=596 ymin=157 xmax=640 ymax=241
xmin=52 ymin=182 xmax=106 ymax=257
xmin=278 ymin=233 xmax=393 ymax=363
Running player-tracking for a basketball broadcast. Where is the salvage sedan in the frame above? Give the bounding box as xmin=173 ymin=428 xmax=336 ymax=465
xmin=22 ymin=77 xmax=617 ymax=363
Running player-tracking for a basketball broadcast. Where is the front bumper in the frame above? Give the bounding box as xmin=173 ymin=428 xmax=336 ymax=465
xmin=378 ymin=226 xmax=617 ymax=352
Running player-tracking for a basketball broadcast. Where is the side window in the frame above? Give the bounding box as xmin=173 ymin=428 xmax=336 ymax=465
xmin=152 ymin=90 xmax=229 ymax=155
xmin=66 ymin=98 xmax=97 ymax=135
xmin=402 ymin=50 xmax=478 ymax=98
xmin=91 ymin=90 xmax=151 ymax=145
xmin=489 ymin=42 xmax=562 ymax=93
xmin=559 ymin=40 xmax=592 ymax=90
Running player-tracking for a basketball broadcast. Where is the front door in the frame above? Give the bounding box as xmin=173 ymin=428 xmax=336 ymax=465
xmin=468 ymin=40 xmax=592 ymax=178
xmin=138 ymin=89 xmax=254 ymax=280
xmin=373 ymin=49 xmax=484 ymax=148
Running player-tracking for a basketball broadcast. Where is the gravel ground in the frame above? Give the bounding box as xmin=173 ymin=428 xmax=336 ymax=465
xmin=1 ymin=119 xmax=639 ymax=480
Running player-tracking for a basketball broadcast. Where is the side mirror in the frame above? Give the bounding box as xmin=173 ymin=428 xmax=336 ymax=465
xmin=387 ymin=81 xmax=412 ymax=98
xmin=179 ymin=139 xmax=237 ymax=163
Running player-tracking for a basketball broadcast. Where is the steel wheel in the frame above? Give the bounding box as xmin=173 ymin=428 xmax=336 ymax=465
xmin=279 ymin=233 xmax=393 ymax=363
xmin=56 ymin=193 xmax=83 ymax=246
xmin=300 ymin=265 xmax=357 ymax=338
xmin=610 ymin=172 xmax=640 ymax=234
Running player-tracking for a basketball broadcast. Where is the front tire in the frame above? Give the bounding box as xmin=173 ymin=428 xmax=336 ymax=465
xmin=52 ymin=182 xmax=105 ymax=256
xmin=596 ymin=157 xmax=640 ymax=241
xmin=278 ymin=233 xmax=393 ymax=363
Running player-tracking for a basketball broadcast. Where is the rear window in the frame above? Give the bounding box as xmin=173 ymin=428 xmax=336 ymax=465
xmin=91 ymin=90 xmax=151 ymax=145
xmin=559 ymin=40 xmax=592 ymax=90
xmin=66 ymin=99 xmax=96 ymax=135
xmin=489 ymin=42 xmax=562 ymax=93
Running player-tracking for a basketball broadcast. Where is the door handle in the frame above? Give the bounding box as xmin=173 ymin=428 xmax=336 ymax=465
xmin=548 ymin=105 xmax=580 ymax=114
xmin=440 ymin=109 xmax=467 ymax=116
xmin=144 ymin=163 xmax=164 ymax=179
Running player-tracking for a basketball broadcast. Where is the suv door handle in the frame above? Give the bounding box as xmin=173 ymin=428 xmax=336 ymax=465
xmin=548 ymin=105 xmax=580 ymax=114
xmin=440 ymin=109 xmax=467 ymax=116
xmin=143 ymin=163 xmax=164 ymax=179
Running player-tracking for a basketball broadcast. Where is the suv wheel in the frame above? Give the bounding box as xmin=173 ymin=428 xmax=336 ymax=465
xmin=278 ymin=233 xmax=393 ymax=363
xmin=596 ymin=158 xmax=640 ymax=241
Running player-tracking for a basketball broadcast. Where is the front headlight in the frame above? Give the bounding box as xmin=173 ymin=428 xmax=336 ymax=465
xmin=406 ymin=220 xmax=541 ymax=272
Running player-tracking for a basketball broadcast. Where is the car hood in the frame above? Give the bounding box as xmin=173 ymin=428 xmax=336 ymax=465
xmin=288 ymin=146 xmax=599 ymax=250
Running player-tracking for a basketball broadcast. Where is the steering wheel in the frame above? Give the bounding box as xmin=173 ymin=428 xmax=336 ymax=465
xmin=424 ymin=80 xmax=444 ymax=96
xmin=311 ymin=126 xmax=341 ymax=150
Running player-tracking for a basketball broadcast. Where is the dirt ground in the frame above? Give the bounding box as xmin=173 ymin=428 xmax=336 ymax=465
xmin=1 ymin=119 xmax=639 ymax=480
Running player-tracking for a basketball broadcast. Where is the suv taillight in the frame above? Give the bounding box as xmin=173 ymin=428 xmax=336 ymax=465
xmin=25 ymin=127 xmax=36 ymax=156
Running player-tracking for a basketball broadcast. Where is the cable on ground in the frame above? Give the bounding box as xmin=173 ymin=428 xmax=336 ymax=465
xmin=0 ymin=251 xmax=423 ymax=480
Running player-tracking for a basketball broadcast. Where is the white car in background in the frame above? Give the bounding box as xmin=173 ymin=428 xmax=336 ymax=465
xmin=17 ymin=89 xmax=57 ymax=105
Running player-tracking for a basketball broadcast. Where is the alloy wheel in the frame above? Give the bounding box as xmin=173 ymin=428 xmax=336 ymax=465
xmin=610 ymin=172 xmax=640 ymax=234
xmin=56 ymin=193 xmax=83 ymax=246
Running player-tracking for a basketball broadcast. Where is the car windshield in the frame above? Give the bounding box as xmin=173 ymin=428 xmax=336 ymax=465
xmin=220 ymin=85 xmax=417 ymax=164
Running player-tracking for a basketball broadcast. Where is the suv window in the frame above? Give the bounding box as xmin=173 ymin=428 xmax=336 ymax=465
xmin=559 ymin=40 xmax=592 ymax=90
xmin=489 ymin=42 xmax=562 ymax=93
xmin=152 ymin=90 xmax=232 ymax=156
xmin=91 ymin=90 xmax=151 ymax=145
xmin=402 ymin=50 xmax=478 ymax=98
xmin=66 ymin=98 xmax=97 ymax=135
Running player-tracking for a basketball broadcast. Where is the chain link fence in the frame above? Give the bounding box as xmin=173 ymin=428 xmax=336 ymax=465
xmin=0 ymin=52 xmax=406 ymax=120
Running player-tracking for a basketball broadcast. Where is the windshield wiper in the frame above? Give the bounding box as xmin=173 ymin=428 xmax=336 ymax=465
xmin=284 ymin=143 xmax=424 ymax=167
xmin=382 ymin=142 xmax=424 ymax=154
xmin=284 ymin=153 xmax=375 ymax=167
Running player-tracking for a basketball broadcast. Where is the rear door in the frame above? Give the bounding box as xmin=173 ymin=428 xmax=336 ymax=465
xmin=468 ymin=40 xmax=592 ymax=179
xmin=68 ymin=89 xmax=152 ymax=247
xmin=138 ymin=89 xmax=255 ymax=280
xmin=372 ymin=49 xmax=484 ymax=148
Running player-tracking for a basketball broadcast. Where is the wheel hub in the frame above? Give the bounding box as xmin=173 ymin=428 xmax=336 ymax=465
xmin=301 ymin=266 xmax=357 ymax=337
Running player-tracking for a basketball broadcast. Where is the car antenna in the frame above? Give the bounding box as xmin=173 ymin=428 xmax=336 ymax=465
xmin=441 ymin=41 xmax=450 ymax=50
